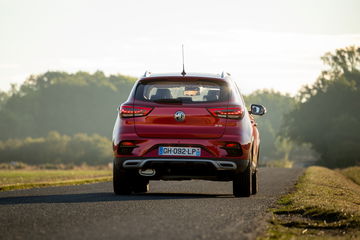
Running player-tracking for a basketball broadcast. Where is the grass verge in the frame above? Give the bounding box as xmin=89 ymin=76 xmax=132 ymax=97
xmin=0 ymin=169 xmax=111 ymax=191
xmin=339 ymin=166 xmax=360 ymax=186
xmin=260 ymin=166 xmax=360 ymax=240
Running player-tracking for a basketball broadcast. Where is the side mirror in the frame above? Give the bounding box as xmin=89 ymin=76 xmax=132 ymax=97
xmin=250 ymin=104 xmax=266 ymax=116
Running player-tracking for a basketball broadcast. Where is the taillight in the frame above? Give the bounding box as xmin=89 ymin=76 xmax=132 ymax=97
xmin=207 ymin=107 xmax=244 ymax=119
xmin=221 ymin=142 xmax=243 ymax=156
xmin=119 ymin=105 xmax=153 ymax=118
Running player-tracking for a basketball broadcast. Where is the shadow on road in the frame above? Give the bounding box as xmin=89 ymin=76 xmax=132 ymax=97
xmin=0 ymin=192 xmax=233 ymax=205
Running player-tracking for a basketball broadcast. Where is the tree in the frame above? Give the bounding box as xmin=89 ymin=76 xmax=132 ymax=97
xmin=245 ymin=90 xmax=297 ymax=164
xmin=0 ymin=71 xmax=136 ymax=140
xmin=0 ymin=90 xmax=9 ymax=110
xmin=284 ymin=46 xmax=360 ymax=168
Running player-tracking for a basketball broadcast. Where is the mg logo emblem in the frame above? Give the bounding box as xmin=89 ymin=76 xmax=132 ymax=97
xmin=174 ymin=111 xmax=185 ymax=122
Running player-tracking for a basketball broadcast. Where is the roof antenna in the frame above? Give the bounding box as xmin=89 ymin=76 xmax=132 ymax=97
xmin=181 ymin=44 xmax=186 ymax=76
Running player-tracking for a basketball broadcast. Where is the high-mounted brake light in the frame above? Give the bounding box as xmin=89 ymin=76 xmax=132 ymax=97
xmin=119 ymin=106 xmax=153 ymax=118
xmin=207 ymin=107 xmax=244 ymax=119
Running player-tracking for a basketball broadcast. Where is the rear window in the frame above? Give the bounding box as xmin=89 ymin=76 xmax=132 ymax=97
xmin=135 ymin=80 xmax=229 ymax=103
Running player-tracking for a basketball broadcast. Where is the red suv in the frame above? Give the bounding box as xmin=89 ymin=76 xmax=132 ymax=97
xmin=112 ymin=72 xmax=266 ymax=197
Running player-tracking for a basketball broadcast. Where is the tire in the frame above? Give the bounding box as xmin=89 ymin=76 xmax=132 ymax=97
xmin=252 ymin=149 xmax=260 ymax=195
xmin=233 ymin=164 xmax=252 ymax=197
xmin=251 ymin=169 xmax=258 ymax=195
xmin=113 ymin=158 xmax=132 ymax=195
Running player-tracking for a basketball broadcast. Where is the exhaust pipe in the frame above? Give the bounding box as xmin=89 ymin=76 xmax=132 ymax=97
xmin=138 ymin=169 xmax=156 ymax=177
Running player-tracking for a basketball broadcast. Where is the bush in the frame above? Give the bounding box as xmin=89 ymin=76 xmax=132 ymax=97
xmin=0 ymin=131 xmax=112 ymax=165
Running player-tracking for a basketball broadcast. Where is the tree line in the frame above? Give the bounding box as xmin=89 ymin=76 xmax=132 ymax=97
xmin=283 ymin=46 xmax=360 ymax=168
xmin=0 ymin=131 xmax=111 ymax=165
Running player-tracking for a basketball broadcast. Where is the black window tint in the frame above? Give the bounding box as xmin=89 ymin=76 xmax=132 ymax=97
xmin=135 ymin=80 xmax=229 ymax=103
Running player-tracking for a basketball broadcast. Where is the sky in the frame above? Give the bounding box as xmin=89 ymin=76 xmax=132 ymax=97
xmin=0 ymin=0 xmax=360 ymax=95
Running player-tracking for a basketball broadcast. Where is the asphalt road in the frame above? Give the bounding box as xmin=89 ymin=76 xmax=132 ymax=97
xmin=0 ymin=168 xmax=303 ymax=240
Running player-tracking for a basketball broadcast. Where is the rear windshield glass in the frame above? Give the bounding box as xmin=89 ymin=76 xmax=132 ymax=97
xmin=135 ymin=80 xmax=229 ymax=103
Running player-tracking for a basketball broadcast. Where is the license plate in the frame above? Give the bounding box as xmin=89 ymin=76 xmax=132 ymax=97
xmin=159 ymin=146 xmax=201 ymax=156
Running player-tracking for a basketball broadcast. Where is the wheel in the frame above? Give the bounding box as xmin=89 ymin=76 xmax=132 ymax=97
xmin=113 ymin=158 xmax=132 ymax=195
xmin=133 ymin=178 xmax=149 ymax=193
xmin=233 ymin=164 xmax=252 ymax=197
xmin=251 ymin=169 xmax=258 ymax=195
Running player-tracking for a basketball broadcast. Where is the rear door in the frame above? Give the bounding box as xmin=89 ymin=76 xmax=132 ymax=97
xmin=133 ymin=78 xmax=229 ymax=139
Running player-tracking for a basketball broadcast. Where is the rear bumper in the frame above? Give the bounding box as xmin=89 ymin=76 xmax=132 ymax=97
xmin=113 ymin=137 xmax=252 ymax=160
xmin=114 ymin=157 xmax=250 ymax=181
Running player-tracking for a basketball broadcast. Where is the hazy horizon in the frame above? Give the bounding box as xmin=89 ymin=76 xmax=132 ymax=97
xmin=1 ymin=0 xmax=360 ymax=95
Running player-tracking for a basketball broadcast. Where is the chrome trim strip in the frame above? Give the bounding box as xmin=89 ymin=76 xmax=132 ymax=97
xmin=122 ymin=159 xmax=237 ymax=170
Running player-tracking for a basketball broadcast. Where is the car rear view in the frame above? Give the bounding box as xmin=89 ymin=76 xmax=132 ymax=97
xmin=112 ymin=72 xmax=265 ymax=197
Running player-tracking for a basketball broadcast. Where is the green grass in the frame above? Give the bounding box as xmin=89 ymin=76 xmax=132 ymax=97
xmin=339 ymin=166 xmax=360 ymax=186
xmin=0 ymin=169 xmax=112 ymax=191
xmin=260 ymin=166 xmax=360 ymax=240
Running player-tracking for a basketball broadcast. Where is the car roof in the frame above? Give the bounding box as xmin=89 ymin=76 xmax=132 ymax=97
xmin=139 ymin=72 xmax=232 ymax=82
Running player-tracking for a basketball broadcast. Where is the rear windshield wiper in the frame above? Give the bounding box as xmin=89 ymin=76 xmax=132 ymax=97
xmin=153 ymin=98 xmax=183 ymax=103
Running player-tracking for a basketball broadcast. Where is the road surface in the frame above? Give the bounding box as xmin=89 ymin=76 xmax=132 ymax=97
xmin=0 ymin=168 xmax=303 ymax=240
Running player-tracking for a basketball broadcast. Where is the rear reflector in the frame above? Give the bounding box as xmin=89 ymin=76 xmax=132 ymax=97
xmin=225 ymin=143 xmax=240 ymax=148
xmin=221 ymin=142 xmax=243 ymax=157
xmin=207 ymin=107 xmax=244 ymax=119
xmin=120 ymin=105 xmax=153 ymax=118
xmin=120 ymin=141 xmax=135 ymax=146
xmin=117 ymin=141 xmax=138 ymax=155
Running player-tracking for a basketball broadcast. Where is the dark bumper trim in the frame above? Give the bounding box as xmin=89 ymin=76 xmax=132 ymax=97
xmin=123 ymin=158 xmax=237 ymax=170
